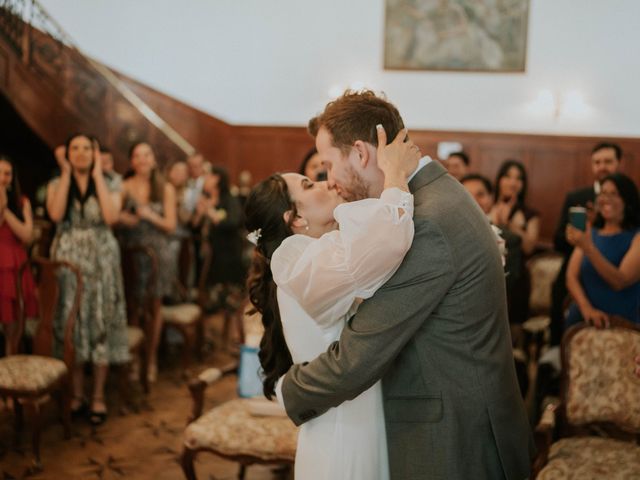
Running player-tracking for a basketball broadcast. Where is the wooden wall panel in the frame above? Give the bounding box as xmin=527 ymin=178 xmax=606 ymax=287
xmin=3 ymin=32 xmax=638 ymax=246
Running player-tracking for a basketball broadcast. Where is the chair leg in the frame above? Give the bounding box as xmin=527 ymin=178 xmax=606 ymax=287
xmin=180 ymin=447 xmax=198 ymax=480
xmin=26 ymin=401 xmax=43 ymax=468
xmin=238 ymin=463 xmax=247 ymax=480
xmin=195 ymin=317 xmax=204 ymax=362
xmin=181 ymin=325 xmax=196 ymax=375
xmin=118 ymin=363 xmax=134 ymax=411
xmin=140 ymin=343 xmax=150 ymax=394
xmin=60 ymin=380 xmax=72 ymax=439
xmin=13 ymin=397 xmax=23 ymax=448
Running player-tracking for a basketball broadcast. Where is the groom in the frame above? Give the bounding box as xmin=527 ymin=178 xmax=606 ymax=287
xmin=277 ymin=91 xmax=534 ymax=479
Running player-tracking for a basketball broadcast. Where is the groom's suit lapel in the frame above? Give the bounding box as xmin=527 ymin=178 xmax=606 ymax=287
xmin=409 ymin=160 xmax=448 ymax=195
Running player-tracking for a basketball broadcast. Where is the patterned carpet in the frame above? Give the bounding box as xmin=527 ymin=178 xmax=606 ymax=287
xmin=0 ymin=315 xmax=289 ymax=480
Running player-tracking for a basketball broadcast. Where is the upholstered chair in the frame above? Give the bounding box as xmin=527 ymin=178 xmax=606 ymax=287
xmin=532 ymin=317 xmax=640 ymax=479
xmin=0 ymin=258 xmax=82 ymax=468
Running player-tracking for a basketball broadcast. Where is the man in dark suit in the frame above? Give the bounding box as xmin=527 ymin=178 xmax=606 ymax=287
xmin=278 ymin=91 xmax=533 ymax=479
xmin=549 ymin=142 xmax=623 ymax=345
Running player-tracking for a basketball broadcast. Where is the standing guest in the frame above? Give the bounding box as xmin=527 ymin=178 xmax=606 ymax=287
xmin=192 ymin=167 xmax=245 ymax=310
xmin=118 ymin=142 xmax=176 ymax=381
xmin=183 ymin=153 xmax=207 ymax=215
xmin=490 ymin=160 xmax=540 ymax=337
xmin=446 ymin=151 xmax=470 ymax=181
xmin=550 ymin=142 xmax=622 ymax=344
xmin=46 ymin=135 xmax=129 ymax=425
xmin=166 ymin=161 xmax=192 ymax=293
xmin=299 ymin=147 xmax=327 ymax=181
xmin=0 ymin=155 xmax=37 ymax=354
xmin=99 ymin=147 xmax=122 ymax=190
xmin=565 ymin=173 xmax=640 ymax=327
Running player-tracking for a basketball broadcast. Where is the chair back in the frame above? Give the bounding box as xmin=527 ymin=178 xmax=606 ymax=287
xmin=121 ymin=245 xmax=158 ymax=332
xmin=527 ymin=252 xmax=563 ymax=316
xmin=561 ymin=317 xmax=640 ymax=436
xmin=16 ymin=258 xmax=82 ymax=369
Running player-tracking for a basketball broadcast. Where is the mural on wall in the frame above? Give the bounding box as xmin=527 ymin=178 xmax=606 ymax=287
xmin=384 ymin=0 xmax=530 ymax=72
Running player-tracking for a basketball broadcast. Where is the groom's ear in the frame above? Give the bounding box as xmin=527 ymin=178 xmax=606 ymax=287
xmin=353 ymin=140 xmax=371 ymax=168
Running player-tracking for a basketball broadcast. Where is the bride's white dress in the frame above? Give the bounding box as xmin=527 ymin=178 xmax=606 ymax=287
xmin=271 ymin=188 xmax=414 ymax=480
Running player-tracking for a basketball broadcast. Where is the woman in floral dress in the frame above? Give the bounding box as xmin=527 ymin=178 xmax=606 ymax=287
xmin=47 ymin=134 xmax=129 ymax=425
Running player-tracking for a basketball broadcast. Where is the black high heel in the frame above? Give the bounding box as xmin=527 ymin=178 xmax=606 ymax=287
xmin=89 ymin=410 xmax=107 ymax=426
xmin=71 ymin=399 xmax=89 ymax=419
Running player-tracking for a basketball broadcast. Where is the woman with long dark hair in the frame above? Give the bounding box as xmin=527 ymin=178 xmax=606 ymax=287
xmin=46 ymin=134 xmax=129 ymax=425
xmin=566 ymin=173 xmax=640 ymax=326
xmin=118 ymin=142 xmax=176 ymax=381
xmin=0 ymin=155 xmax=36 ymax=353
xmin=245 ymin=126 xmax=420 ymax=480
xmin=490 ymin=159 xmax=540 ymax=334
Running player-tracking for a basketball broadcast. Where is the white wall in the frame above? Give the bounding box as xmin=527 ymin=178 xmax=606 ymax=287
xmin=38 ymin=0 xmax=640 ymax=136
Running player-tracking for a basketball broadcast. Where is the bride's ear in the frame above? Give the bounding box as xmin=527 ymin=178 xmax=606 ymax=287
xmin=283 ymin=210 xmax=307 ymax=231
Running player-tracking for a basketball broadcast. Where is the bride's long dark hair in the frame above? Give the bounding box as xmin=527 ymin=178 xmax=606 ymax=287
xmin=245 ymin=174 xmax=297 ymax=399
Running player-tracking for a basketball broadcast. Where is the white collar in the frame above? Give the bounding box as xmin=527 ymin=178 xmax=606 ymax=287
xmin=407 ymin=155 xmax=432 ymax=182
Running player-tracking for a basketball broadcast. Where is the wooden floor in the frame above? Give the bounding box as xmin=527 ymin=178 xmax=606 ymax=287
xmin=0 ymin=314 xmax=287 ymax=480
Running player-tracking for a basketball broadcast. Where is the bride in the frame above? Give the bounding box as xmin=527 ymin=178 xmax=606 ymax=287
xmin=244 ymin=125 xmax=420 ymax=480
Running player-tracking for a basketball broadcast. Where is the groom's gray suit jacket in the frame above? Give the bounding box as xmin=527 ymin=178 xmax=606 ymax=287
xmin=281 ymin=161 xmax=535 ymax=479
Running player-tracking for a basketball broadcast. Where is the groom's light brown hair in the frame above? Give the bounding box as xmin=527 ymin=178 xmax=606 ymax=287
xmin=308 ymin=90 xmax=405 ymax=155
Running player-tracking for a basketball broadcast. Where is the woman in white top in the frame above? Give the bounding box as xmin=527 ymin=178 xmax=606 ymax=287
xmin=244 ymin=126 xmax=420 ymax=480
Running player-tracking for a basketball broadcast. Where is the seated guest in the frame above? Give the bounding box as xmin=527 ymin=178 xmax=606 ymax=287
xmin=446 ymin=151 xmax=470 ymax=181
xmin=0 ymin=155 xmax=36 ymax=354
xmin=118 ymin=142 xmax=176 ymax=381
xmin=565 ymin=173 xmax=640 ymax=327
xmin=46 ymin=135 xmax=129 ymax=425
xmin=192 ymin=167 xmax=246 ymax=309
xmin=550 ymin=142 xmax=623 ymax=344
xmin=299 ymin=147 xmax=326 ymax=181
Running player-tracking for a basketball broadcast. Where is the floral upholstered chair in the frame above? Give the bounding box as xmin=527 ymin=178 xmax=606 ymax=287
xmin=180 ymin=306 xmax=298 ymax=480
xmin=523 ymin=252 xmax=564 ymax=359
xmin=532 ymin=317 xmax=640 ymax=479
xmin=0 ymin=258 xmax=82 ymax=469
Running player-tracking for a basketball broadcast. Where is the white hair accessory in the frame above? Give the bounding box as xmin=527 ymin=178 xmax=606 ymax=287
xmin=247 ymin=228 xmax=262 ymax=246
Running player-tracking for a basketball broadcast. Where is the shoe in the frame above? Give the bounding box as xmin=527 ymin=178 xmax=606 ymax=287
xmin=89 ymin=410 xmax=107 ymax=426
xmin=71 ymin=399 xmax=89 ymax=419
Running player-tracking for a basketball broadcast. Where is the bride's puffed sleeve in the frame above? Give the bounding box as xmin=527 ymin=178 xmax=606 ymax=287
xmin=271 ymin=187 xmax=414 ymax=328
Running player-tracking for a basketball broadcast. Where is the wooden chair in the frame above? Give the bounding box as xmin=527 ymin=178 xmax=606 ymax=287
xmin=0 ymin=258 xmax=82 ymax=468
xmin=522 ymin=252 xmax=564 ymax=360
xmin=180 ymin=308 xmax=297 ymax=480
xmin=532 ymin=317 xmax=640 ymax=479
xmin=120 ymin=245 xmax=158 ymax=394
xmin=161 ymin=237 xmax=205 ymax=373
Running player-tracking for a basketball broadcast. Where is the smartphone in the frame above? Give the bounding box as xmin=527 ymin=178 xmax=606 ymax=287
xmin=569 ymin=206 xmax=587 ymax=231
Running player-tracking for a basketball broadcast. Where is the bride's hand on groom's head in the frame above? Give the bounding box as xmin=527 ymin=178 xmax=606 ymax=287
xmin=376 ymin=125 xmax=421 ymax=182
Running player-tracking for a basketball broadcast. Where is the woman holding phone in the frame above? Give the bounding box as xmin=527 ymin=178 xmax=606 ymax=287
xmin=47 ymin=134 xmax=129 ymax=425
xmin=565 ymin=173 xmax=640 ymax=327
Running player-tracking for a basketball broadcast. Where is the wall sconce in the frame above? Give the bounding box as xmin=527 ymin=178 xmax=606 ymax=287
xmin=526 ymin=89 xmax=592 ymax=120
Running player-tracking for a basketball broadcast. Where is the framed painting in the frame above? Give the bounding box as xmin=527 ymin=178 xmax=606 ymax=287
xmin=384 ymin=0 xmax=530 ymax=72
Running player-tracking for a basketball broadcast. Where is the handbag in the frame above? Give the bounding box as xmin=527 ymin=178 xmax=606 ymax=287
xmin=237 ymin=344 xmax=264 ymax=398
